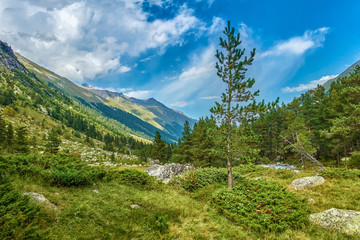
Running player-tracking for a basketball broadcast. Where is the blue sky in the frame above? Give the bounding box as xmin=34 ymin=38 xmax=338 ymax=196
xmin=1 ymin=0 xmax=360 ymax=119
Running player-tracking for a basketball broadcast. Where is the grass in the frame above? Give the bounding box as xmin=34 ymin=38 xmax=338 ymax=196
xmin=2 ymin=158 xmax=360 ymax=239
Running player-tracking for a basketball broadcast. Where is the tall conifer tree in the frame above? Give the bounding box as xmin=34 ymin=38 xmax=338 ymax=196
xmin=211 ymin=21 xmax=258 ymax=189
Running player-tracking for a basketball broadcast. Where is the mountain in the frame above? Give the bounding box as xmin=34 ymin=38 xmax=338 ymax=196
xmin=323 ymin=59 xmax=360 ymax=90
xmin=84 ymin=86 xmax=197 ymax=140
xmin=13 ymin=46 xmax=195 ymax=142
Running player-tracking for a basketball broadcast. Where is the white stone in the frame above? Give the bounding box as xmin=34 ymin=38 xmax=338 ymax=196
xmin=290 ymin=176 xmax=325 ymax=190
xmin=310 ymin=208 xmax=360 ymax=235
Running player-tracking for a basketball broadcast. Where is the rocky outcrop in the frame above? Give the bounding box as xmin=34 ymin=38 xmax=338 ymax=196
xmin=144 ymin=163 xmax=195 ymax=183
xmin=0 ymin=40 xmax=27 ymax=73
xmin=289 ymin=176 xmax=324 ymax=190
xmin=310 ymin=208 xmax=360 ymax=235
xmin=23 ymin=192 xmax=57 ymax=210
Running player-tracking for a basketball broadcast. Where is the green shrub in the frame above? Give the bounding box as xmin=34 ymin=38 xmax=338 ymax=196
xmin=150 ymin=213 xmax=169 ymax=234
xmin=178 ymin=167 xmax=244 ymax=192
xmin=107 ymin=169 xmax=161 ymax=190
xmin=320 ymin=167 xmax=360 ymax=179
xmin=233 ymin=164 xmax=267 ymax=174
xmin=0 ymin=176 xmax=49 ymax=239
xmin=349 ymin=151 xmax=360 ymax=169
xmin=212 ymin=179 xmax=309 ymax=233
xmin=46 ymin=164 xmax=105 ymax=187
xmin=0 ymin=153 xmax=106 ymax=187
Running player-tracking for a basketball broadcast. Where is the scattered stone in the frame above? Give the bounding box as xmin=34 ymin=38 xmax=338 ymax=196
xmin=255 ymin=177 xmax=263 ymax=180
xmin=289 ymin=176 xmax=325 ymax=190
xmin=148 ymin=159 xmax=160 ymax=166
xmin=259 ymin=163 xmax=299 ymax=171
xmin=23 ymin=192 xmax=57 ymax=210
xmin=93 ymin=189 xmax=99 ymax=194
xmin=144 ymin=163 xmax=195 ymax=183
xmin=307 ymin=198 xmax=315 ymax=204
xmin=310 ymin=208 xmax=360 ymax=235
xmin=130 ymin=204 xmax=140 ymax=209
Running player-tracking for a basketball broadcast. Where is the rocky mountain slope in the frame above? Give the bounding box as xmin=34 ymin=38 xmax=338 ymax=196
xmin=323 ymin=59 xmax=360 ymax=90
xmin=14 ymin=48 xmax=195 ymax=142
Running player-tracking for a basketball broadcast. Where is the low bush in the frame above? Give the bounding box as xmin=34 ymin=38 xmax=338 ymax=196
xmin=178 ymin=167 xmax=244 ymax=192
xmin=0 ymin=176 xmax=49 ymax=239
xmin=150 ymin=213 xmax=169 ymax=234
xmin=348 ymin=151 xmax=360 ymax=169
xmin=45 ymin=164 xmax=105 ymax=187
xmin=0 ymin=153 xmax=106 ymax=187
xmin=233 ymin=164 xmax=267 ymax=174
xmin=212 ymin=179 xmax=309 ymax=233
xmin=320 ymin=167 xmax=360 ymax=179
xmin=107 ymin=169 xmax=161 ymax=190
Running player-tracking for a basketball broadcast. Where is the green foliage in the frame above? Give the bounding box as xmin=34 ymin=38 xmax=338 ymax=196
xmin=0 ymin=177 xmax=49 ymax=239
xmin=320 ymin=167 xmax=360 ymax=179
xmin=232 ymin=164 xmax=268 ymax=174
xmin=46 ymin=129 xmax=61 ymax=154
xmin=0 ymin=153 xmax=105 ymax=187
xmin=212 ymin=179 xmax=309 ymax=233
xmin=150 ymin=213 xmax=169 ymax=234
xmin=178 ymin=168 xmax=244 ymax=192
xmin=348 ymin=151 xmax=360 ymax=169
xmin=107 ymin=169 xmax=161 ymax=190
xmin=46 ymin=164 xmax=105 ymax=187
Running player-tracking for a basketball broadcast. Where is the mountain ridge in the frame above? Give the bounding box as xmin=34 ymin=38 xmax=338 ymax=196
xmin=12 ymin=45 xmax=195 ymax=142
xmin=322 ymin=59 xmax=360 ymax=90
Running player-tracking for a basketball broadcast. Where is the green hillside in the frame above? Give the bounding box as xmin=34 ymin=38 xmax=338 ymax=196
xmin=16 ymin=53 xmax=195 ymax=142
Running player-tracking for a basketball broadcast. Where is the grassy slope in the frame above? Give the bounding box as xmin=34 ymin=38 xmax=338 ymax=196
xmin=7 ymin=164 xmax=358 ymax=240
xmin=107 ymin=97 xmax=164 ymax=130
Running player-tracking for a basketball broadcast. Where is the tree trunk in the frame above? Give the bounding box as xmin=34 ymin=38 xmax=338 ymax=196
xmin=227 ymin=137 xmax=232 ymax=189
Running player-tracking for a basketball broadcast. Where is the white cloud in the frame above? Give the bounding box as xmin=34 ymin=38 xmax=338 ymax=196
xmin=200 ymin=96 xmax=220 ymax=100
xmin=170 ymin=100 xmax=193 ymax=108
xmin=261 ymin=27 xmax=329 ymax=57
xmin=207 ymin=16 xmax=225 ymax=35
xmin=282 ymin=74 xmax=338 ymax=93
xmin=118 ymin=66 xmax=131 ymax=73
xmin=125 ymin=90 xmax=153 ymax=99
xmin=0 ymin=0 xmax=202 ymax=82
xmin=159 ymin=44 xmax=217 ymax=101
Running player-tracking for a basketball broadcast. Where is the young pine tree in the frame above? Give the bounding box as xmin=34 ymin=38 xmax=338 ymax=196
xmin=210 ymin=21 xmax=259 ymax=189
xmin=15 ymin=126 xmax=29 ymax=153
xmin=46 ymin=129 xmax=61 ymax=154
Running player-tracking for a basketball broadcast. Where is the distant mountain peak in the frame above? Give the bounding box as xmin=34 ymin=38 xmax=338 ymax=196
xmin=0 ymin=40 xmax=27 ymax=74
xmin=81 ymin=83 xmax=91 ymax=88
xmin=323 ymin=59 xmax=360 ymax=90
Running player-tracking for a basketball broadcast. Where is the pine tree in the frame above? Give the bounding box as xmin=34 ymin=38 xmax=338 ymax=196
xmin=210 ymin=21 xmax=258 ymax=189
xmin=6 ymin=123 xmax=14 ymax=150
xmin=15 ymin=126 xmax=29 ymax=153
xmin=152 ymin=131 xmax=167 ymax=163
xmin=177 ymin=120 xmax=193 ymax=163
xmin=0 ymin=114 xmax=6 ymax=148
xmin=46 ymin=129 xmax=61 ymax=154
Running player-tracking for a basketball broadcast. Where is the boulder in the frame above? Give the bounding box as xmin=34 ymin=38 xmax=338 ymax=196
xmin=289 ymin=176 xmax=324 ymax=190
xmin=23 ymin=192 xmax=57 ymax=210
xmin=144 ymin=163 xmax=195 ymax=183
xmin=310 ymin=208 xmax=360 ymax=235
xmin=307 ymin=198 xmax=315 ymax=204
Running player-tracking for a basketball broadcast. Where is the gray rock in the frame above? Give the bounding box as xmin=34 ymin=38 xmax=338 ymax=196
xmin=130 ymin=204 xmax=140 ymax=209
xmin=144 ymin=163 xmax=195 ymax=183
xmin=307 ymin=198 xmax=315 ymax=204
xmin=290 ymin=176 xmax=325 ymax=190
xmin=93 ymin=189 xmax=100 ymax=194
xmin=310 ymin=208 xmax=360 ymax=235
xmin=23 ymin=192 xmax=57 ymax=210
xmin=0 ymin=41 xmax=27 ymax=73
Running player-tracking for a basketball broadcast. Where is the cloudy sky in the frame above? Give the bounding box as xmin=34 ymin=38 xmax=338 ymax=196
xmin=1 ymin=0 xmax=360 ymax=119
